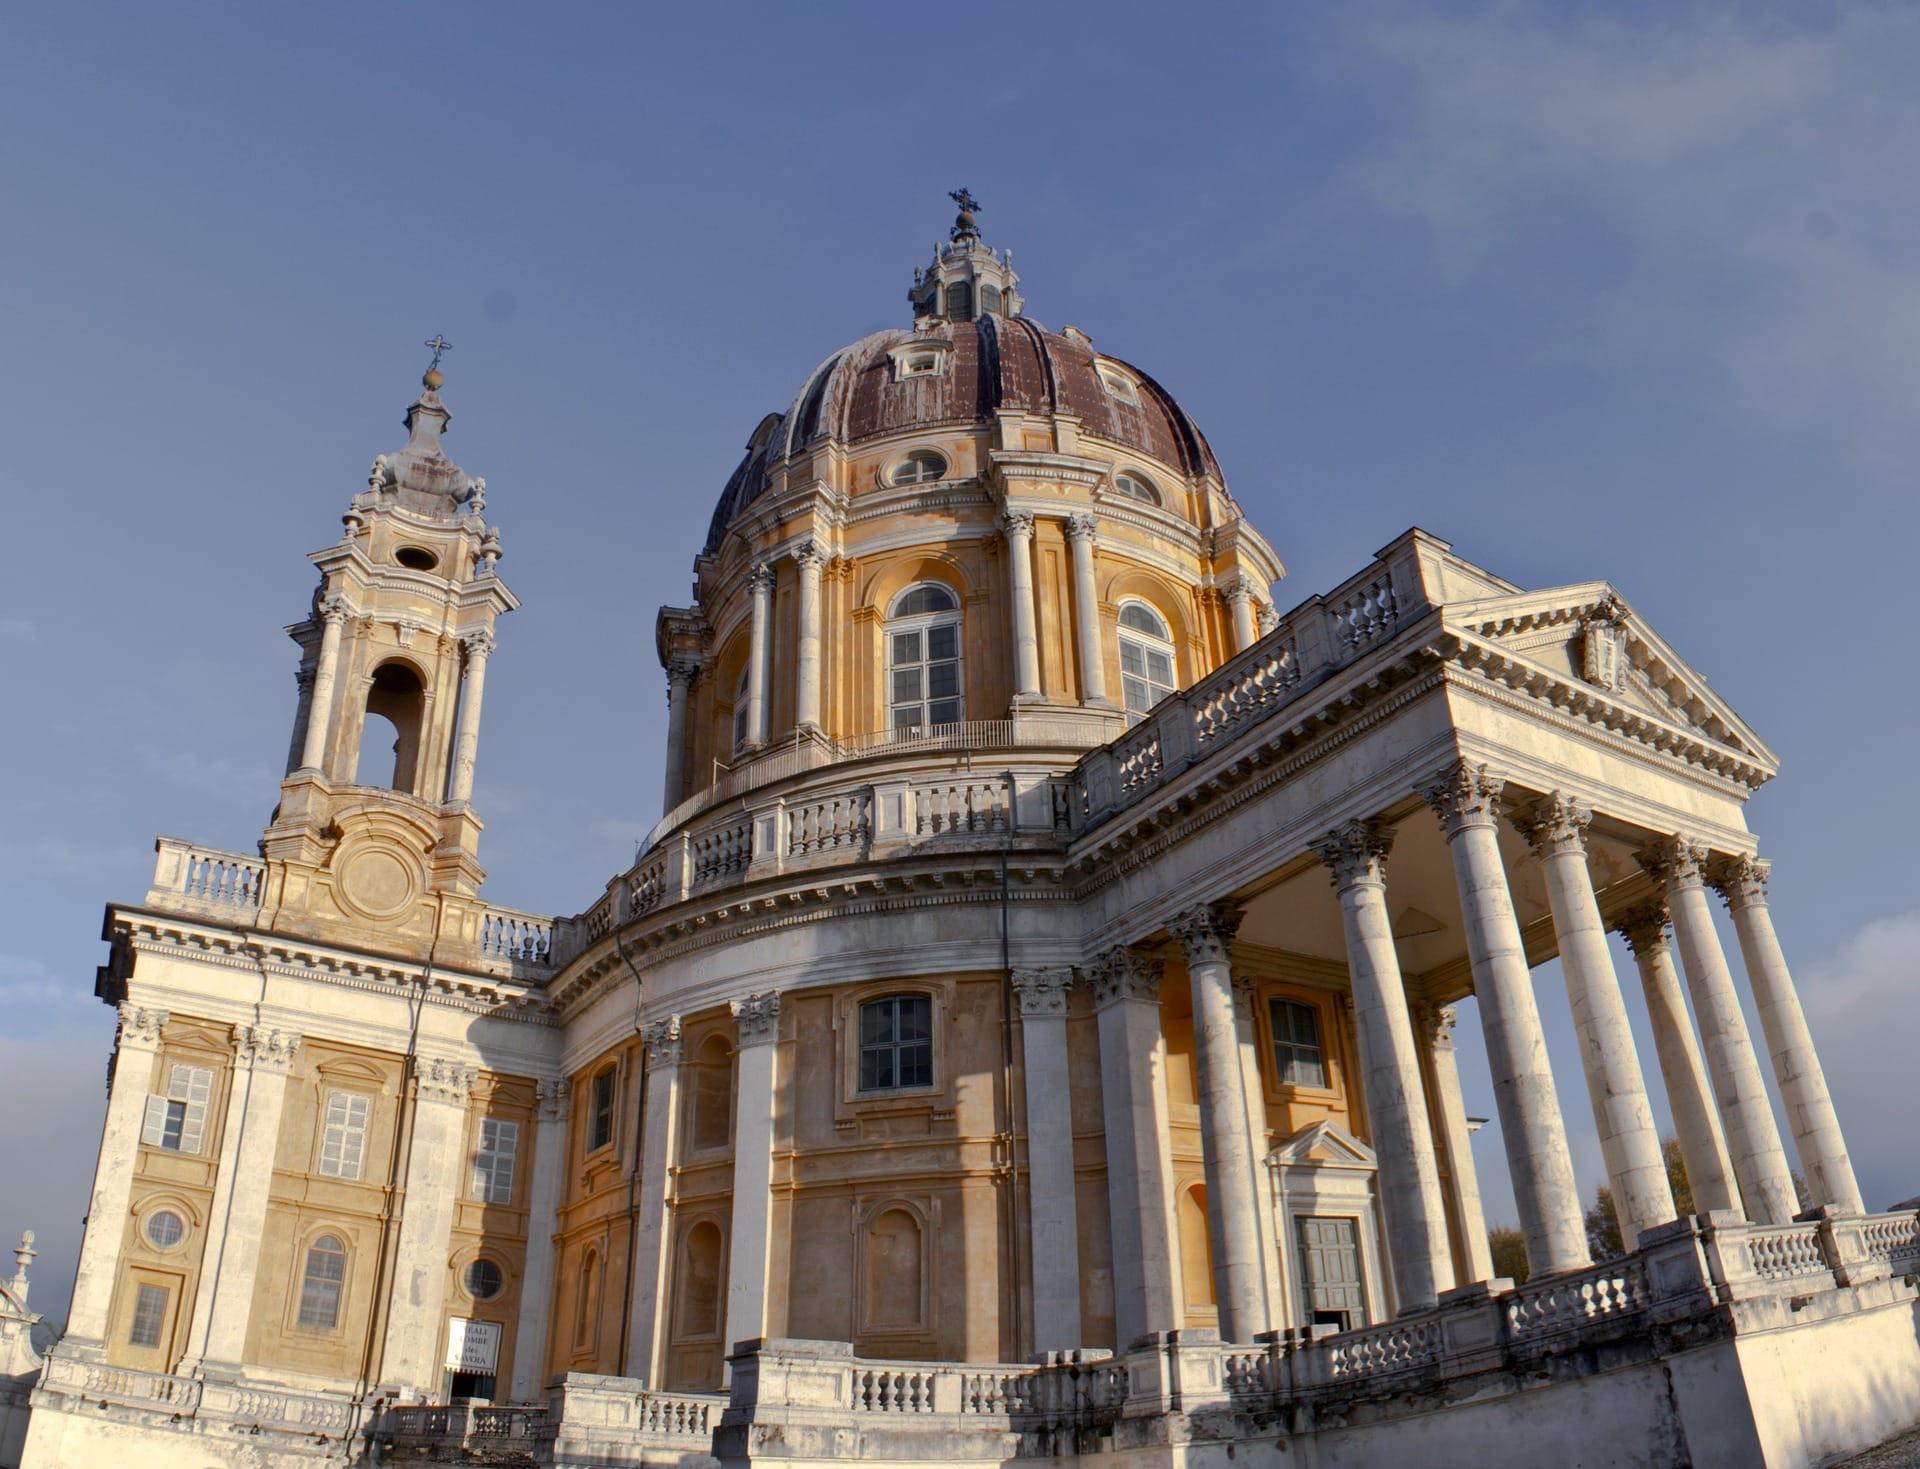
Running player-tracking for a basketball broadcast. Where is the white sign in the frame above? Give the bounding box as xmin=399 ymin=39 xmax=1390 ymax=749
xmin=444 ymin=1318 xmax=501 ymax=1373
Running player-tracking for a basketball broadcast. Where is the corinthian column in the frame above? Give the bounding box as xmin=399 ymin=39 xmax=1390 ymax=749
xmin=1011 ymin=969 xmax=1083 ymax=1352
xmin=1226 ymin=577 xmax=1259 ymax=653
xmin=724 ymin=993 xmax=781 ymax=1365
xmin=447 ymin=630 xmax=494 ymax=804
xmin=1313 ymin=821 xmax=1453 ymax=1311
xmin=794 ymin=542 xmax=824 ymax=733
xmin=661 ymin=659 xmax=697 ymax=814
xmin=298 ymin=597 xmax=348 ymax=773
xmin=1422 ymin=761 xmax=1589 ymax=1277
xmin=1711 ymin=856 xmax=1864 ymax=1215
xmin=1000 ymin=512 xmax=1042 ymax=700
xmin=1640 ymin=837 xmax=1798 ymax=1225
xmin=625 ymin=1020 xmax=683 ymax=1383
xmin=1519 ymin=795 xmax=1673 ymax=1249
xmin=1614 ymin=904 xmax=1737 ymax=1215
xmin=1170 ymin=901 xmax=1268 ymax=1341
xmin=744 ymin=564 xmax=774 ymax=750
xmin=1066 ymin=515 xmax=1109 ymax=706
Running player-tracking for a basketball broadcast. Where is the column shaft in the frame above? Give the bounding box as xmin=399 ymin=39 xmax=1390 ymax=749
xmin=1646 ymin=839 xmax=1798 ymax=1224
xmin=1091 ymin=949 xmax=1180 ymax=1349
xmin=1012 ymin=971 xmax=1083 ymax=1352
xmin=795 ymin=546 xmax=823 ymax=732
xmin=380 ymin=1058 xmax=475 ymax=1394
xmin=624 ymin=1022 xmax=683 ymax=1383
xmin=661 ymin=664 xmax=692 ymax=815
xmin=723 ymin=994 xmax=780 ymax=1364
xmin=447 ymin=633 xmax=492 ymax=804
xmin=298 ymin=605 xmax=346 ymax=773
xmin=1171 ymin=904 xmax=1267 ymax=1341
xmin=1231 ymin=977 xmax=1284 ymax=1322
xmin=1424 ymin=763 xmax=1589 ymax=1276
xmin=510 ymin=1079 xmax=569 ymax=1401
xmin=745 ymin=565 xmax=772 ymax=749
xmin=1314 ymin=823 xmax=1453 ymax=1310
xmin=1228 ymin=581 xmax=1258 ymax=653
xmin=1617 ymin=905 xmax=1737 ymax=1214
xmin=1716 ymin=859 xmax=1864 ymax=1214
xmin=64 ymin=1005 xmax=169 ymax=1348
xmin=1002 ymin=513 xmax=1042 ymax=699
xmin=1421 ymin=1006 xmax=1494 ymax=1284
xmin=1066 ymin=516 xmax=1108 ymax=706
xmin=1524 ymin=797 xmax=1674 ymax=1249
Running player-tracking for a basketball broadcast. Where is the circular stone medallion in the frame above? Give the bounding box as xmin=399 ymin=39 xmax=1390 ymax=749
xmin=338 ymin=845 xmax=418 ymax=918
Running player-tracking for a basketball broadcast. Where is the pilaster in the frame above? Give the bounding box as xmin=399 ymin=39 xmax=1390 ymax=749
xmin=1011 ymin=968 xmax=1083 ymax=1353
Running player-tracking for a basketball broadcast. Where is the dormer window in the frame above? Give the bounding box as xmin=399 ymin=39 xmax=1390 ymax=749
xmin=1098 ymin=367 xmax=1141 ymax=405
xmin=890 ymin=451 xmax=947 ymax=487
xmin=887 ymin=340 xmax=953 ymax=383
xmin=905 ymin=354 xmax=938 ymax=376
xmin=1113 ymin=471 xmax=1161 ymax=506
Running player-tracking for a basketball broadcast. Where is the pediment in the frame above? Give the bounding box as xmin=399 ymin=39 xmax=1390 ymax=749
xmin=1270 ymin=1120 xmax=1376 ymax=1170
xmin=1443 ymin=582 xmax=1775 ymax=767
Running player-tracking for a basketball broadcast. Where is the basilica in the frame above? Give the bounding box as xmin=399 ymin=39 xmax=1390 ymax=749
xmin=9 ymin=200 xmax=1920 ymax=1468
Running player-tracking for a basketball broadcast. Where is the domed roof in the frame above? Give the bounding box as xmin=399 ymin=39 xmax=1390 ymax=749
xmin=703 ymin=313 xmax=1224 ymax=554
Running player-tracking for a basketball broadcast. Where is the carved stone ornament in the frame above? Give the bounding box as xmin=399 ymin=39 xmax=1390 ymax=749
xmin=1010 ymin=967 xmax=1073 ymax=1018
xmin=116 ymin=1004 xmax=170 ymax=1048
xmin=641 ymin=1015 xmax=685 ymax=1067
xmin=1224 ymin=576 xmax=1256 ymax=606
xmin=665 ymin=657 xmax=702 ymax=694
xmin=1257 ymin=603 xmax=1281 ymax=636
xmin=237 ymin=1026 xmax=301 ymax=1074
xmin=746 ymin=562 xmax=777 ymax=595
xmin=1311 ymin=819 xmax=1394 ymax=889
xmin=536 ymin=1076 xmax=572 ymax=1120
xmin=1709 ymin=853 xmax=1771 ymax=913
xmin=1088 ymin=945 xmax=1163 ymax=1007
xmin=1420 ymin=759 xmax=1507 ymax=838
xmin=1613 ymin=901 xmax=1671 ymax=957
xmin=731 ymin=991 xmax=782 ymax=1047
xmin=460 ymin=629 xmax=496 ymax=661
xmin=1581 ymin=597 xmax=1629 ymax=692
xmin=1637 ymin=834 xmax=1709 ymax=893
xmin=998 ymin=511 xmax=1037 ymax=540
xmin=791 ymin=539 xmax=825 ymax=570
xmin=1168 ymin=901 xmax=1244 ymax=968
xmin=416 ymin=1055 xmax=478 ymax=1106
xmin=1517 ymin=791 xmax=1592 ymax=857
xmin=1065 ymin=513 xmax=1099 ymax=546
xmin=317 ymin=595 xmax=351 ymax=628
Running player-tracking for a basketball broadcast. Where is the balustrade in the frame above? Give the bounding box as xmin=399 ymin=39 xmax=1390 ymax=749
xmin=478 ymin=908 xmax=553 ymax=964
xmin=1330 ymin=575 xmax=1399 ymax=650
xmin=690 ymin=817 xmax=752 ymax=885
xmin=1861 ymin=1210 xmax=1920 ymax=1273
xmin=147 ymin=838 xmax=266 ymax=914
xmin=912 ymin=776 xmax=1009 ymax=835
xmin=1325 ymin=1315 xmax=1442 ymax=1380
xmin=1504 ymin=1257 xmax=1651 ymax=1338
xmin=788 ymin=789 xmax=872 ymax=855
xmin=1742 ymin=1222 xmax=1832 ymax=1283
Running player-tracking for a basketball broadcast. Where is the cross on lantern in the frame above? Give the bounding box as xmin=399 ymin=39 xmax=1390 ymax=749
xmin=424 ymin=335 xmax=452 ymax=370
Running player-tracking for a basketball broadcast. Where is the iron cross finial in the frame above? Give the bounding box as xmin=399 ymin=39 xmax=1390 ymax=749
xmin=948 ymin=188 xmax=981 ymax=215
xmin=424 ymin=335 xmax=453 ymax=371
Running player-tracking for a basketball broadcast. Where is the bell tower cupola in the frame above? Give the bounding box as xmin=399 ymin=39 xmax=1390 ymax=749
xmin=909 ymin=188 xmax=1024 ymax=325
xmin=259 ymin=340 xmax=520 ymax=961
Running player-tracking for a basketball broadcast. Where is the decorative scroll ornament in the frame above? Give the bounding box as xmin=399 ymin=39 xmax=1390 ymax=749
xmin=746 ymin=562 xmax=777 ymax=594
xmin=460 ymin=629 xmax=496 ymax=661
xmin=535 ymin=1077 xmax=571 ymax=1120
xmin=1420 ymin=759 xmax=1507 ymax=838
xmin=1517 ymin=791 xmax=1593 ymax=857
xmin=1612 ymin=901 xmax=1672 ymax=957
xmin=665 ymin=657 xmax=702 ymax=694
xmin=791 ymin=538 xmax=825 ymax=570
xmin=238 ymin=1026 xmax=301 ymax=1074
xmin=731 ymin=991 xmax=782 ymax=1047
xmin=1311 ymin=819 xmax=1394 ymax=889
xmin=116 ymin=1004 xmax=170 ymax=1046
xmin=416 ymin=1055 xmax=478 ymax=1105
xmin=1009 ymin=967 xmax=1074 ymax=1018
xmin=1168 ymin=901 xmax=1244 ymax=967
xmin=1088 ymin=945 xmax=1163 ymax=1006
xmin=641 ymin=1016 xmax=685 ymax=1067
xmin=1581 ymin=595 xmax=1629 ymax=692
xmin=1637 ymin=834 xmax=1709 ymax=892
xmin=1709 ymin=853 xmax=1771 ymax=913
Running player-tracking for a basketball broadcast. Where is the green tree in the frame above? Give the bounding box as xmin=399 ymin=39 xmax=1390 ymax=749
xmin=1487 ymin=1225 xmax=1530 ymax=1285
xmin=1585 ymin=1137 xmax=1696 ymax=1260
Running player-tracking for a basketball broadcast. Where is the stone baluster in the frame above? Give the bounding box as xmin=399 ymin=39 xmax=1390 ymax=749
xmin=510 ymin=1077 xmax=571 ymax=1401
xmin=297 ymin=598 xmax=348 ymax=774
xmin=64 ymin=1004 xmax=170 ymax=1351
xmin=661 ymin=659 xmax=698 ymax=814
xmin=180 ymin=1025 xmax=303 ymax=1374
xmin=1065 ymin=515 xmax=1110 ymax=707
xmin=1421 ymin=760 xmax=1589 ymax=1276
xmin=624 ymin=1020 xmax=683 ymax=1384
xmin=1519 ymin=795 xmax=1674 ymax=1250
xmin=1415 ymin=1003 xmax=1494 ymax=1285
xmin=1011 ymin=969 xmax=1083 ymax=1353
xmin=1313 ymin=821 xmax=1454 ymax=1310
xmin=1614 ymin=904 xmax=1738 ymax=1214
xmin=724 ymin=993 xmax=781 ymax=1371
xmin=745 ymin=564 xmax=774 ymax=750
xmin=380 ymin=1055 xmax=477 ymax=1394
xmin=1169 ymin=902 xmax=1269 ymax=1341
xmin=447 ymin=630 xmax=494 ymax=805
xmin=1711 ymin=855 xmax=1864 ymax=1215
xmin=794 ymin=542 xmax=824 ymax=733
xmin=1089 ymin=946 xmax=1180 ymax=1349
xmin=1000 ymin=512 xmax=1042 ymax=700
xmin=1226 ymin=577 xmax=1259 ymax=653
xmin=1640 ymin=837 xmax=1799 ymax=1225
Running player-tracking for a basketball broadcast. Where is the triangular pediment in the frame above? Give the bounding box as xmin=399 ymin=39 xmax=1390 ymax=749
xmin=1443 ymin=581 xmax=1775 ymax=769
xmin=1270 ymin=1120 xmax=1376 ymax=1170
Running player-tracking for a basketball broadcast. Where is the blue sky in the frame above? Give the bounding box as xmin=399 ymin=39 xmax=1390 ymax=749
xmin=4 ymin=3 xmax=1918 ymax=1325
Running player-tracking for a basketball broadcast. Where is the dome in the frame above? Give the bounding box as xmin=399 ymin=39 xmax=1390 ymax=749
xmin=703 ymin=316 xmax=1224 ymax=555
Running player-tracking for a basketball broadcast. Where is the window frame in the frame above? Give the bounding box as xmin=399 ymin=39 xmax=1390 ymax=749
xmin=142 ymin=1062 xmax=213 ymax=1155
xmin=1117 ymin=599 xmax=1178 ymax=725
xmin=888 ymin=450 xmax=949 ymax=487
xmin=462 ymin=1255 xmax=506 ymax=1302
xmin=832 ymin=980 xmax=954 ymax=1125
xmin=1097 ymin=366 xmax=1141 ymax=404
xmin=127 ymin=1282 xmax=170 ymax=1348
xmin=856 ymin=994 xmax=935 ymax=1095
xmin=316 ymin=1089 xmax=372 ymax=1180
xmin=1112 ymin=470 xmax=1161 ymax=505
xmin=295 ymin=1233 xmax=348 ymax=1333
xmin=143 ymin=1208 xmax=186 ymax=1252
xmin=1268 ymin=996 xmax=1329 ymax=1090
xmin=885 ymin=582 xmax=964 ymax=734
xmin=471 ymin=1116 xmax=519 ymax=1205
xmin=587 ymin=1066 xmax=618 ymax=1155
xmin=731 ymin=664 xmax=751 ymax=755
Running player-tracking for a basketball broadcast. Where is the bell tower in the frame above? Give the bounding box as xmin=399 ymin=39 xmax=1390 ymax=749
xmin=259 ymin=343 xmax=519 ymax=961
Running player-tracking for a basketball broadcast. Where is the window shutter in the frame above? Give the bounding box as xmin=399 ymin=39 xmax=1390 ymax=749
xmin=141 ymin=1095 xmax=170 ymax=1147
xmin=168 ymin=1064 xmax=213 ymax=1154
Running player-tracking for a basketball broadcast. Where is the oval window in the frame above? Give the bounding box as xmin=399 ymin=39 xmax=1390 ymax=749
xmin=395 ymin=546 xmax=438 ymax=572
xmin=145 ymin=1210 xmax=185 ymax=1250
xmin=1114 ymin=472 xmax=1160 ymax=505
xmin=464 ymin=1257 xmax=505 ymax=1301
xmin=890 ymin=451 xmax=947 ymax=486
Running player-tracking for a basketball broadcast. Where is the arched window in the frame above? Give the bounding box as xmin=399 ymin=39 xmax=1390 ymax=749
xmin=732 ymin=664 xmax=751 ymax=754
xmin=690 ymin=1035 xmax=733 ymax=1153
xmin=890 ymin=450 xmax=947 ymax=486
xmin=865 ymin=1208 xmax=924 ymax=1332
xmin=1113 ymin=471 xmax=1161 ymax=505
xmin=297 ymin=1234 xmax=347 ymax=1331
xmin=886 ymin=584 xmax=963 ymax=733
xmin=945 ymin=281 xmax=973 ymax=322
xmin=573 ymin=1248 xmax=600 ymax=1350
xmin=858 ymin=994 xmax=933 ymax=1092
xmin=979 ymin=283 xmax=1003 ymax=315
xmin=356 ymin=662 xmax=426 ymax=791
xmin=676 ymin=1220 xmax=724 ymax=1338
xmin=1118 ymin=601 xmax=1178 ymax=723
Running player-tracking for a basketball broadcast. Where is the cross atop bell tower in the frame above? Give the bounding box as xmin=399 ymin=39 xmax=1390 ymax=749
xmin=258 ymin=353 xmax=520 ymax=961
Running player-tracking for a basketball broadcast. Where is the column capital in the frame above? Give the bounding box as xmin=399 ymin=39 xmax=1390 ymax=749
xmin=1708 ymin=853 xmax=1771 ymax=913
xmin=1516 ymin=791 xmax=1592 ymax=857
xmin=1636 ymin=834 xmax=1709 ymax=892
xmin=1612 ymin=900 xmax=1671 ymax=957
xmin=731 ymin=991 xmax=782 ymax=1047
xmin=294 ymin=666 xmax=314 ymax=690
xmin=236 ymin=1025 xmax=301 ymax=1075
xmin=317 ymin=595 xmax=351 ymax=627
xmin=1088 ymin=945 xmax=1163 ymax=1006
xmin=1419 ymin=759 xmax=1507 ymax=838
xmin=1010 ymin=967 xmax=1074 ymax=1017
xmin=535 ymin=1077 xmax=571 ymax=1121
xmin=791 ymin=539 xmax=825 ymax=570
xmin=116 ymin=1003 xmax=169 ymax=1048
xmin=1223 ymin=575 xmax=1256 ymax=606
xmin=746 ymin=561 xmax=777 ymax=593
xmin=641 ymin=1015 xmax=685 ymax=1067
xmin=415 ymin=1054 xmax=478 ymax=1106
xmin=998 ymin=510 xmax=1037 ymax=540
xmin=665 ymin=656 xmax=702 ymax=689
xmin=460 ymin=628 xmax=496 ymax=661
xmin=1169 ymin=901 xmax=1244 ymax=967
xmin=1065 ymin=512 xmax=1099 ymax=545
xmin=1312 ymin=818 xmax=1394 ymax=889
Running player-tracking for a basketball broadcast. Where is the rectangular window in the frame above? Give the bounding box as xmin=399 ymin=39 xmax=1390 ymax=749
xmin=1269 ymin=998 xmax=1327 ymax=1089
xmin=317 ymin=1091 xmax=371 ymax=1180
xmin=471 ymin=1117 xmax=520 ymax=1204
xmin=858 ymin=995 xmax=933 ymax=1093
xmin=128 ymin=1283 xmax=168 ymax=1348
xmin=140 ymin=1063 xmax=212 ymax=1154
xmin=589 ymin=1068 xmax=617 ymax=1152
xmin=297 ymin=1243 xmax=346 ymax=1330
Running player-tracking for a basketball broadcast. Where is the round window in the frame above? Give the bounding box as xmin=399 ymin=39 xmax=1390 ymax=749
xmin=145 ymin=1210 xmax=185 ymax=1250
xmin=464 ymin=1258 xmax=504 ymax=1300
xmin=395 ymin=546 xmax=438 ymax=572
